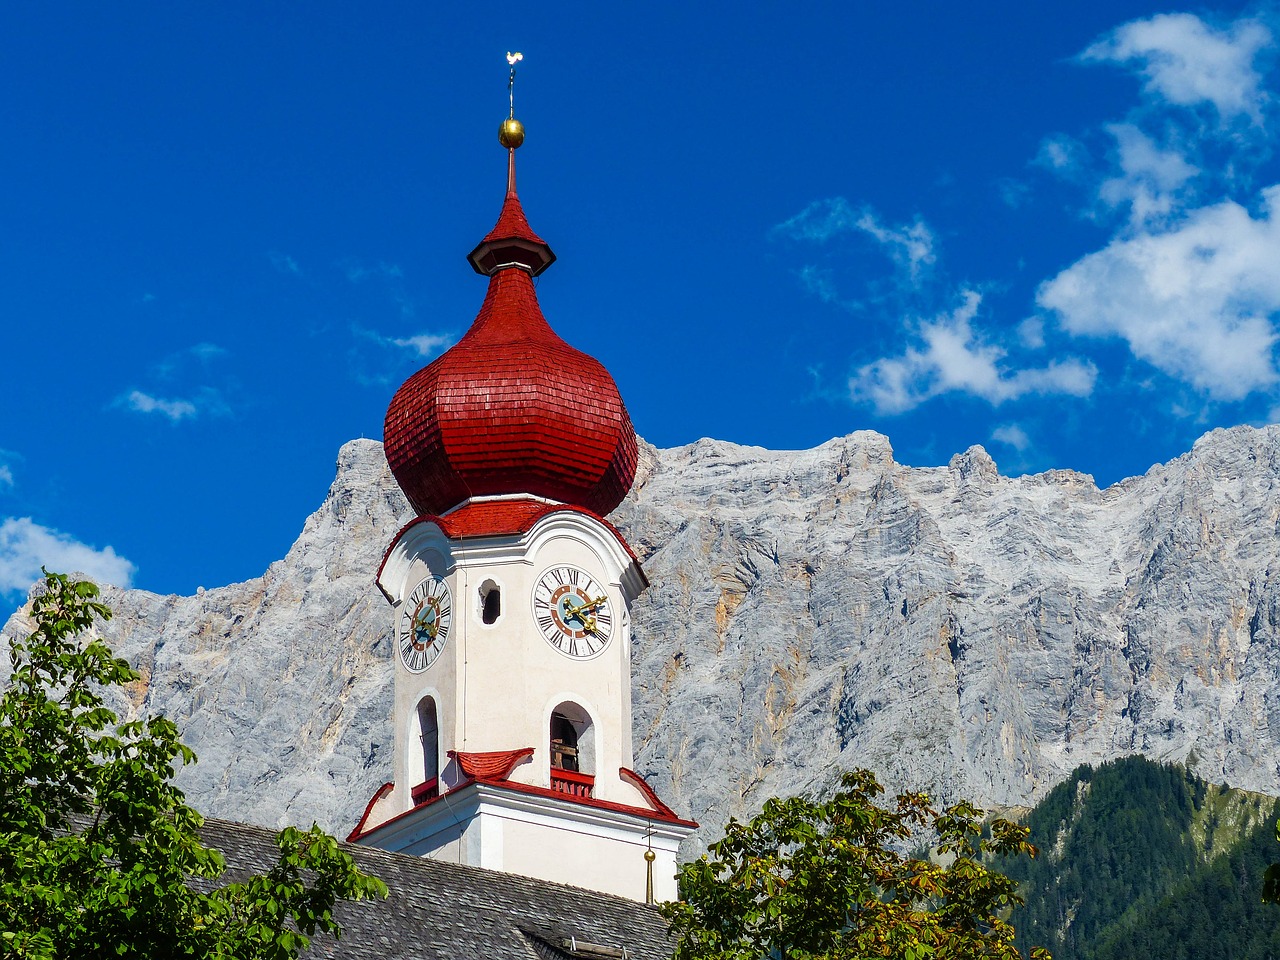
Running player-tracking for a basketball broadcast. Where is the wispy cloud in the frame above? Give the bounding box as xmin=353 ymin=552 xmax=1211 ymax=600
xmin=346 ymin=325 xmax=455 ymax=385
xmin=1036 ymin=134 xmax=1089 ymax=177
xmin=1081 ymin=12 xmax=1272 ymax=123
xmin=797 ymin=265 xmax=844 ymax=306
xmin=114 ymin=388 xmax=230 ymax=422
xmin=991 ymin=423 xmax=1031 ymax=452
xmin=776 ymin=198 xmax=937 ymax=283
xmin=1038 ymin=187 xmax=1280 ymax=400
xmin=0 ymin=465 xmax=12 ymax=490
xmin=850 ymin=291 xmax=1097 ymax=414
xmin=269 ymin=251 xmax=302 ymax=276
xmin=153 ymin=342 xmax=228 ymax=381
xmin=353 ymin=324 xmax=453 ymax=359
xmin=0 ymin=517 xmax=136 ymax=595
xmin=343 ymin=259 xmax=404 ymax=283
xmin=1098 ymin=122 xmax=1199 ymax=224
xmin=120 ymin=390 xmax=197 ymax=421
xmin=997 ymin=177 xmax=1032 ymax=209
xmin=391 ymin=333 xmax=451 ymax=357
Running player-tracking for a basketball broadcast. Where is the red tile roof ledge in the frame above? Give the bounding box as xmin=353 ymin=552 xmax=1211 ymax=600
xmin=346 ymin=781 xmax=394 ymax=843
xmin=619 ymin=767 xmax=684 ymax=821
xmin=348 ymin=762 xmax=698 ymax=844
xmin=448 ymin=747 xmax=534 ymax=781
xmin=376 ymin=500 xmax=641 ymax=587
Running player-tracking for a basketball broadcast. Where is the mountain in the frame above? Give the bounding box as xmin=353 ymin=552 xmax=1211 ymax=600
xmin=3 ymin=425 xmax=1280 ymax=848
xmin=1005 ymin=756 xmax=1280 ymax=960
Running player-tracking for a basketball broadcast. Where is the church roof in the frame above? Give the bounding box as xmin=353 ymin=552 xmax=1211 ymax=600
xmin=382 ymin=134 xmax=638 ymax=524
xmin=202 ymin=816 xmax=674 ymax=960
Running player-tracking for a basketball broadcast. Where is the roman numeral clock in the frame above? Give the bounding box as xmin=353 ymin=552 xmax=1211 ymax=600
xmin=533 ymin=564 xmax=613 ymax=659
xmin=398 ymin=575 xmax=452 ymax=672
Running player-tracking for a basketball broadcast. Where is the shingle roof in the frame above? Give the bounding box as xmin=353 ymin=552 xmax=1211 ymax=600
xmin=201 ymin=817 xmax=675 ymax=960
xmin=382 ymin=267 xmax=638 ymax=520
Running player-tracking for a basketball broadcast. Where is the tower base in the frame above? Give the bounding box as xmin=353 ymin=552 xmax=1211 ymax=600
xmin=353 ymin=777 xmax=694 ymax=902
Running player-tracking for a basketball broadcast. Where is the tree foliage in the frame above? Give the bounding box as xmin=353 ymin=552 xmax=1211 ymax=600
xmin=661 ymin=768 xmax=1050 ymax=960
xmin=1264 ymin=823 xmax=1280 ymax=906
xmin=1004 ymin=756 xmax=1280 ymax=960
xmin=0 ymin=571 xmax=387 ymax=959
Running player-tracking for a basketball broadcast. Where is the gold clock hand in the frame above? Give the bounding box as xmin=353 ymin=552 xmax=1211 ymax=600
xmin=579 ymin=595 xmax=607 ymax=613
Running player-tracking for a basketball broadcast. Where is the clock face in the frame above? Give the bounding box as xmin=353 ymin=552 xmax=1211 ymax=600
xmin=398 ymin=575 xmax=453 ymax=673
xmin=532 ymin=564 xmax=614 ymax=659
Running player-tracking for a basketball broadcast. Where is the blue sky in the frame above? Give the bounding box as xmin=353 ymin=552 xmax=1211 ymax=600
xmin=2 ymin=2 xmax=1279 ymax=600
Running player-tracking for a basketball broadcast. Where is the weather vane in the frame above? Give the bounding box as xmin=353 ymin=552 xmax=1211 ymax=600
xmin=500 ymin=52 xmax=526 ymax=149
xmin=506 ymin=52 xmax=523 ymax=119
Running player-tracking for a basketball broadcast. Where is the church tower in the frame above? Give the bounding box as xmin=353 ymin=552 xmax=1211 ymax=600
xmin=348 ymin=61 xmax=695 ymax=902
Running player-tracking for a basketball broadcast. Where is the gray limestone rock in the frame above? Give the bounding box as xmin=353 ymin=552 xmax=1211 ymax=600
xmin=5 ymin=426 xmax=1280 ymax=852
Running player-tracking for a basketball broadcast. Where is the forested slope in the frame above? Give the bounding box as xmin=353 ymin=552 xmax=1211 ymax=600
xmin=1007 ymin=757 xmax=1280 ymax=959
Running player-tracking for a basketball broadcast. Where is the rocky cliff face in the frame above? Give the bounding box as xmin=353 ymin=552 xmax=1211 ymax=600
xmin=5 ymin=426 xmax=1279 ymax=847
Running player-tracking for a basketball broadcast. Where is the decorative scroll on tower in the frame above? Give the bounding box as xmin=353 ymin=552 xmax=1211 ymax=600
xmin=351 ymin=55 xmax=695 ymax=903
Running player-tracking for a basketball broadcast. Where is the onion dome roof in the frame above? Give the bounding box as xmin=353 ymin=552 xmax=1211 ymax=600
xmin=383 ymin=147 xmax=637 ymax=519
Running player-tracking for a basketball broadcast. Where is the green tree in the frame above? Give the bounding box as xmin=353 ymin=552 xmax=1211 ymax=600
xmin=1263 ymin=822 xmax=1280 ymax=907
xmin=0 ymin=571 xmax=387 ymax=959
xmin=661 ymin=769 xmax=1050 ymax=960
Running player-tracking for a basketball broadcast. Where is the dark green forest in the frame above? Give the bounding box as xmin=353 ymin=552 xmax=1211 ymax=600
xmin=1003 ymin=756 xmax=1280 ymax=960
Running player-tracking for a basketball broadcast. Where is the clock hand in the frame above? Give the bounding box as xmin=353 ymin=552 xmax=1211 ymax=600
xmin=578 ymin=595 xmax=608 ymax=613
xmin=414 ymin=608 xmax=439 ymax=640
xmin=562 ymin=596 xmax=589 ymax=624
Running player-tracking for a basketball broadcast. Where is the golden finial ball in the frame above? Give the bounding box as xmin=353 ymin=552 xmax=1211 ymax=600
xmin=644 ymin=849 xmax=657 ymax=863
xmin=499 ymin=118 xmax=525 ymax=149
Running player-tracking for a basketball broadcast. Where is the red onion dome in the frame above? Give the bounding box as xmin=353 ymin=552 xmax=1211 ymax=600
xmin=384 ymin=157 xmax=637 ymax=518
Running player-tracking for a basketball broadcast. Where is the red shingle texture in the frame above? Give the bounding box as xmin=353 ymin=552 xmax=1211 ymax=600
xmin=384 ymin=267 xmax=638 ymax=518
xmin=467 ymin=191 xmax=556 ymax=276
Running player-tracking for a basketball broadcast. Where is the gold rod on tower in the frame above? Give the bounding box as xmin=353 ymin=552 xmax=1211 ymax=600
xmin=499 ymin=52 xmax=526 ymax=162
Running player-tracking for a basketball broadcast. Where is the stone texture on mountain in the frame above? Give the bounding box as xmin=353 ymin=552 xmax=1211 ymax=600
xmin=4 ymin=426 xmax=1279 ymax=849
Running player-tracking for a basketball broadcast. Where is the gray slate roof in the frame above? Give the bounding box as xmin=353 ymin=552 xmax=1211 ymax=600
xmin=201 ymin=818 xmax=675 ymax=960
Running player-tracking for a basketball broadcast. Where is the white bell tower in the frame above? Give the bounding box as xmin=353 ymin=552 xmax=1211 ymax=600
xmin=349 ymin=63 xmax=694 ymax=902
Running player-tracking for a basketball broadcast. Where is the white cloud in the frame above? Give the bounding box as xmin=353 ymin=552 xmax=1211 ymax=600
xmin=118 ymin=390 xmax=199 ymax=422
xmin=153 ymin=342 xmax=228 ymax=380
xmin=1038 ymin=185 xmax=1280 ymax=400
xmin=1098 ymin=123 xmax=1199 ymax=224
xmin=1081 ymin=13 xmax=1272 ymax=122
xmin=344 ymin=260 xmax=404 ymax=283
xmin=1018 ymin=317 xmax=1046 ymax=349
xmin=991 ymin=423 xmax=1032 ymax=452
xmin=188 ymin=342 xmax=227 ymax=363
xmin=391 ymin=333 xmax=451 ymax=358
xmin=797 ymin=265 xmax=843 ymax=306
xmin=855 ymin=210 xmax=936 ymax=281
xmin=850 ymin=291 xmax=1098 ymax=414
xmin=269 ymin=251 xmax=302 ymax=276
xmin=775 ymin=198 xmax=936 ymax=281
xmin=0 ymin=465 xmax=12 ymax=489
xmin=1037 ymin=134 xmax=1089 ymax=175
xmin=998 ymin=178 xmax=1032 ymax=209
xmin=0 ymin=517 xmax=136 ymax=595
xmin=775 ymin=197 xmax=861 ymax=242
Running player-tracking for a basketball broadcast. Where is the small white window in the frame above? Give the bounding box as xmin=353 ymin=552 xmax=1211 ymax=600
xmin=479 ymin=579 xmax=502 ymax=625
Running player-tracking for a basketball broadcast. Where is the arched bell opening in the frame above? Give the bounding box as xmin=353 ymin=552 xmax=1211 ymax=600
xmin=478 ymin=578 xmax=502 ymax=625
xmin=549 ymin=701 xmax=595 ymax=799
xmin=412 ymin=696 xmax=440 ymax=806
